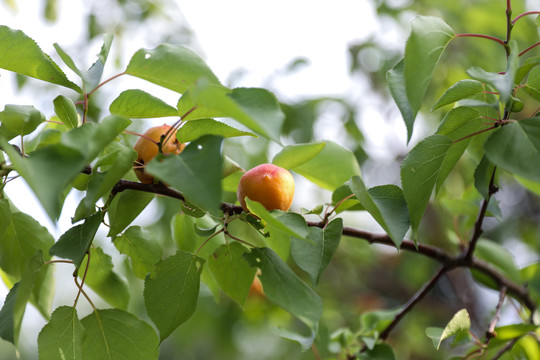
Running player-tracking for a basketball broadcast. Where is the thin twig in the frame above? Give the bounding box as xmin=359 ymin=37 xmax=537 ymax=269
xmin=486 ymin=286 xmax=507 ymax=342
xmin=379 ymin=265 xmax=450 ymax=341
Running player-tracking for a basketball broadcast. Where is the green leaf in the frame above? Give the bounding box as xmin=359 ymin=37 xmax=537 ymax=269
xmin=83 ymin=144 xmax=137 ymax=211
xmin=272 ymin=142 xmax=326 ymax=169
xmin=125 ymin=44 xmax=220 ymax=93
xmin=290 ymin=141 xmax=361 ymax=191
xmin=177 ymin=118 xmax=256 ymax=143
xmin=171 ymin=214 xmax=199 ymax=252
xmin=437 ymin=309 xmax=471 ymax=349
xmin=388 ymin=16 xmax=454 ymax=141
xmin=109 ymin=89 xmax=178 ymax=118
xmin=85 ymin=33 xmax=113 ymax=90
xmin=245 ymin=199 xmax=309 ymax=240
xmin=484 ymin=118 xmax=540 ymax=182
xmin=467 ymin=41 xmax=519 ymax=106
xmin=358 ymin=344 xmax=396 ymax=360
xmin=49 ymin=212 xmax=102 ymax=272
xmin=81 ymin=309 xmax=159 ymax=360
xmin=114 ymin=226 xmax=163 ymax=279
xmin=473 ymin=239 xmax=521 ymax=287
xmin=146 ymin=135 xmax=223 ymax=216
xmin=489 ymin=324 xmax=539 ymax=346
xmin=53 ymin=95 xmax=79 ymax=129
xmin=400 ymin=135 xmax=452 ymax=233
xmin=244 ymin=247 xmax=322 ymax=329
xmin=53 ymin=43 xmax=83 ymax=78
xmin=0 ymin=199 xmax=54 ymax=280
xmin=474 ymin=156 xmax=496 ymax=199
xmin=524 ymin=67 xmax=540 ymax=101
xmin=435 ymin=106 xmax=483 ymax=191
xmin=432 ymin=80 xmax=485 ymax=110
xmin=0 ymin=26 xmax=81 ymax=92
xmin=1 ymin=115 xmax=131 ymax=220
xmin=290 ymin=218 xmax=343 ymax=285
xmin=37 ymin=306 xmax=84 ymax=360
xmin=273 ymin=327 xmax=317 ymax=352
xmin=182 ymin=83 xmax=285 ymax=142
xmin=208 ymin=242 xmax=256 ymax=308
xmin=0 ymin=252 xmax=44 ymax=345
xmin=387 ymin=60 xmax=416 ymax=142
xmin=350 ymin=176 xmax=409 ymax=247
xmin=79 ymin=247 xmax=130 ymax=309
xmin=107 ymin=189 xmax=155 ymax=237
xmin=144 ymin=250 xmax=205 ymax=341
xmin=0 ymin=104 xmax=45 ymax=136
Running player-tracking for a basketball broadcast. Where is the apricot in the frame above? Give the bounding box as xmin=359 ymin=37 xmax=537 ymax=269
xmin=237 ymin=163 xmax=295 ymax=212
xmin=133 ymin=124 xmax=185 ymax=184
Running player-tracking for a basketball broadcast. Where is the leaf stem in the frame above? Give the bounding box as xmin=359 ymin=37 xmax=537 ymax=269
xmin=519 ymin=41 xmax=540 ymax=57
xmin=73 ymin=250 xmax=91 ymax=307
xmin=195 ymin=228 xmax=224 ymax=256
xmin=512 ymin=11 xmax=540 ymax=25
xmin=454 ymin=34 xmax=507 ymax=48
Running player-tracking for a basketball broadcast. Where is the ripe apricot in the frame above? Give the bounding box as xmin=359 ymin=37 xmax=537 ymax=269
xmin=133 ymin=124 xmax=185 ymax=184
xmin=237 ymin=163 xmax=295 ymax=212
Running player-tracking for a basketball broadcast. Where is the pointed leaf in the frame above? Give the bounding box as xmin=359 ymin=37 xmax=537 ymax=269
xmin=53 ymin=95 xmax=79 ymax=129
xmin=79 ymin=247 xmax=130 ymax=309
xmin=272 ymin=142 xmax=326 ymax=169
xmin=391 ymin=16 xmax=454 ymax=141
xmin=81 ymin=309 xmax=159 ymax=360
xmin=401 ymin=135 xmax=452 ymax=233
xmin=208 ymin=242 xmax=256 ymax=307
xmin=37 ymin=306 xmax=84 ymax=360
xmin=290 ymin=218 xmax=343 ymax=285
xmin=435 ymin=106 xmax=483 ymax=191
xmin=0 ymin=26 xmax=81 ymax=92
xmin=107 ymin=189 xmax=155 ymax=237
xmin=183 ymin=83 xmax=285 ymax=142
xmin=1 ymin=115 xmax=131 ymax=220
xmin=437 ymin=309 xmax=471 ymax=349
xmin=86 ymin=33 xmax=113 ymax=90
xmin=146 ymin=135 xmax=223 ymax=216
xmin=244 ymin=247 xmax=322 ymax=329
xmin=350 ymin=176 xmax=409 ymax=247
xmin=125 ymin=44 xmax=220 ymax=93
xmin=273 ymin=327 xmax=317 ymax=352
xmin=49 ymin=212 xmax=103 ymax=271
xmin=0 ymin=282 xmax=19 ymax=344
xmin=114 ymin=226 xmax=162 ymax=279
xmin=144 ymin=251 xmax=205 ymax=341
xmin=432 ymin=80 xmax=485 ymax=110
xmin=109 ymin=89 xmax=178 ymax=118
xmin=0 ymin=199 xmax=54 ymax=280
xmin=485 ymin=118 xmax=540 ymax=182
xmin=291 ymin=141 xmax=361 ymax=191
xmin=177 ymin=118 xmax=255 ymax=143
xmin=245 ymin=199 xmax=309 ymax=240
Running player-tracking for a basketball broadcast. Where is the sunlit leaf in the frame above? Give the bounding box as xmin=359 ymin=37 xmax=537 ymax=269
xmin=126 ymin=44 xmax=220 ymax=93
xmin=272 ymin=142 xmax=326 ymax=169
xmin=245 ymin=199 xmax=309 ymax=240
xmin=0 ymin=25 xmax=81 ymax=92
xmin=437 ymin=309 xmax=471 ymax=349
xmin=81 ymin=309 xmax=159 ymax=360
xmin=290 ymin=141 xmax=361 ymax=191
xmin=38 ymin=306 xmax=84 ymax=360
xmin=109 ymin=89 xmax=178 ymax=118
xmin=53 ymin=95 xmax=79 ymax=129
xmin=208 ymin=242 xmax=256 ymax=308
xmin=177 ymin=118 xmax=255 ymax=143
xmin=432 ymin=80 xmax=485 ymax=110
xmin=0 ymin=104 xmax=45 ymax=136
xmin=144 ymin=251 xmax=204 ymax=341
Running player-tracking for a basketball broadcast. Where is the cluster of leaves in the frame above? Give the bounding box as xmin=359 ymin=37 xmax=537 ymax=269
xmin=0 ymin=1 xmax=539 ymax=359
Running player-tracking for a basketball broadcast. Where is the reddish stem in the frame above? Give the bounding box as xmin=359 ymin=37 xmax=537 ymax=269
xmin=519 ymin=42 xmax=540 ymax=57
xmin=512 ymin=11 xmax=540 ymax=25
xmin=455 ymin=33 xmax=507 ymax=48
